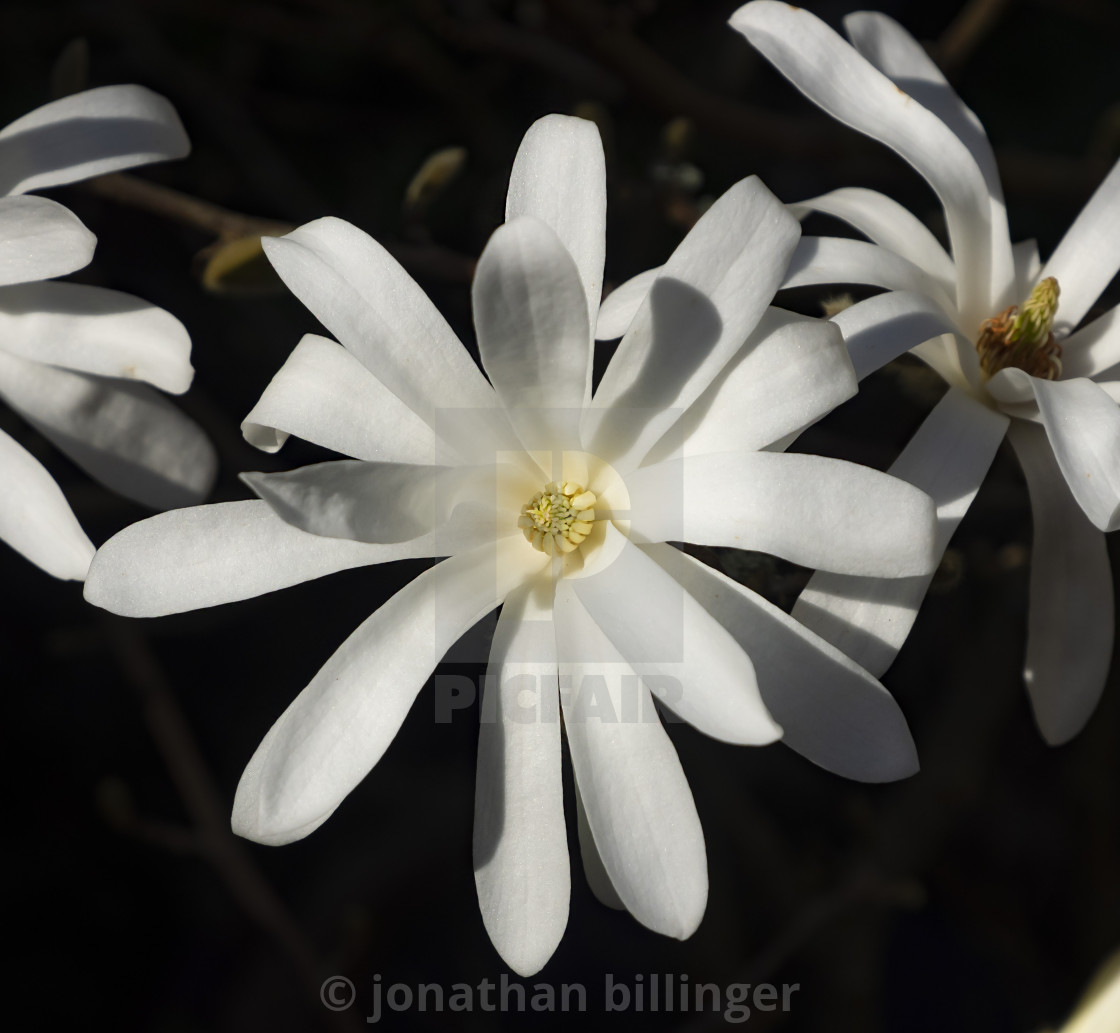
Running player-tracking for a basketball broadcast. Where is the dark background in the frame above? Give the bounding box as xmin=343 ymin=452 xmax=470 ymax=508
xmin=2 ymin=0 xmax=1118 ymax=1030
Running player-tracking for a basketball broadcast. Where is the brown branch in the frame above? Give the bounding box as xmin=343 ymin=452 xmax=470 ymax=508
xmin=933 ymin=0 xmax=1015 ymax=77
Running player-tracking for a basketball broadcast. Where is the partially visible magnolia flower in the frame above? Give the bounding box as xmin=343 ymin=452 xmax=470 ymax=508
xmin=0 ymin=85 xmax=217 ymax=580
xmin=85 ymin=115 xmax=938 ymax=974
xmin=602 ymin=4 xmax=1120 ymax=745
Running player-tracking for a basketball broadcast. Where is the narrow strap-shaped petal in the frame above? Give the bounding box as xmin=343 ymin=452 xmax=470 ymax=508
xmin=829 ymin=290 xmax=962 ymax=381
xmin=1012 ymin=239 xmax=1042 ymax=298
xmin=242 ymin=459 xmax=534 ymax=549
xmin=574 ymin=783 xmax=625 ymax=909
xmin=645 ymin=544 xmax=918 ymax=782
xmin=792 ymin=389 xmax=1008 ymax=678
xmin=595 ymin=268 xmax=661 ymax=341
xmin=242 ymin=334 xmax=435 ymax=462
xmin=0 ymin=196 xmax=95 ymax=286
xmin=1007 ymin=421 xmax=1115 ymax=744
xmin=554 ymin=579 xmax=707 ymax=939
xmin=1041 ymin=157 xmax=1120 ymax=332
xmin=1062 ymin=305 xmax=1120 ymax=381
xmin=232 ymin=536 xmax=547 ymax=845
xmin=261 ymin=218 xmax=498 ymax=424
xmin=843 ymin=10 xmax=1015 ymax=308
xmin=0 ymin=425 xmax=93 ymax=580
xmin=570 ymin=524 xmax=780 ymax=744
xmin=790 ymin=187 xmax=955 ymax=291
xmin=473 ymin=217 xmax=590 ymax=451
xmin=731 ymin=2 xmax=994 ymax=321
xmin=506 ymin=114 xmax=606 ymax=371
xmin=783 ymin=236 xmax=957 ymax=314
xmin=0 ymin=351 xmax=216 ymax=510
xmin=0 ymin=85 xmax=189 ymax=195
xmin=83 ymin=500 xmax=442 ymax=618
xmin=588 ymin=176 xmax=799 ymax=472
xmin=474 ymin=581 xmax=569 ymax=977
xmin=1005 ymin=372 xmax=1120 ymax=532
xmin=622 ymin=450 xmax=939 ymax=577
xmin=642 ymin=308 xmax=855 ymax=461
xmin=0 ymin=281 xmax=192 ymax=393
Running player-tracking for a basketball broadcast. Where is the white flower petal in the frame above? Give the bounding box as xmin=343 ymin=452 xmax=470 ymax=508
xmin=1041 ymin=157 xmax=1120 ymax=332
xmin=0 ymin=351 xmax=216 ymax=510
xmin=554 ymin=580 xmax=707 ymax=939
xmin=1062 ymin=304 xmax=1120 ymax=381
xmin=83 ymin=500 xmax=442 ymax=617
xmin=261 ymin=218 xmax=497 ymax=421
xmin=242 ymin=334 xmax=435 ymax=462
xmin=0 ymin=196 xmax=95 ymax=285
xmin=1007 ymin=421 xmax=1115 ymax=744
xmin=1013 ymin=239 xmax=1042 ymax=298
xmin=506 ymin=113 xmax=606 ymax=360
xmin=570 ymin=524 xmax=779 ymax=744
xmin=911 ymin=333 xmax=969 ymax=387
xmin=783 ymin=236 xmax=956 ymax=314
xmin=0 ymin=85 xmax=189 ymax=195
xmin=829 ymin=291 xmax=961 ymax=381
xmin=0 ymin=281 xmax=192 ymax=393
xmin=233 ymin=536 xmax=545 ymax=845
xmin=588 ymin=176 xmax=799 ymax=471
xmin=842 ymin=11 xmax=1015 ymax=308
xmin=474 ymin=582 xmax=569 ymax=977
xmin=790 ymin=187 xmax=955 ymax=291
xmin=644 ymin=307 xmax=855 ymax=462
xmin=0 ymin=426 xmax=93 ymax=580
xmin=595 ymin=268 xmax=662 ymax=341
xmin=242 ymin=460 xmax=533 ymax=549
xmin=645 ymin=544 xmax=918 ymax=782
xmin=574 ymin=783 xmax=625 ymax=910
xmin=623 ymin=451 xmax=939 ymax=577
xmin=1012 ymin=373 xmax=1120 ymax=532
xmin=792 ymin=388 xmax=1008 ymax=677
xmin=473 ymin=217 xmax=590 ymax=450
xmin=731 ymin=1 xmax=994 ymax=320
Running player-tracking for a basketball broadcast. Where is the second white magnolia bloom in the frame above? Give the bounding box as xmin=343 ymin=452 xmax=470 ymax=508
xmin=85 ymin=115 xmax=938 ymax=975
xmin=0 ymin=84 xmax=217 ymax=580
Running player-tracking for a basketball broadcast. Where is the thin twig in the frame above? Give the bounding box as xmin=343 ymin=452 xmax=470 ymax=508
xmin=934 ymin=0 xmax=1015 ymax=77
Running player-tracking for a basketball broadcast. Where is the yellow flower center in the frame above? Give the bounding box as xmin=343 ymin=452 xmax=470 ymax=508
xmin=976 ymin=276 xmax=1063 ymax=380
xmin=519 ymin=482 xmax=598 ymax=555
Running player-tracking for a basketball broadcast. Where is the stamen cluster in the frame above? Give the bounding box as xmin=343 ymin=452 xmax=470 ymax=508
xmin=976 ymin=277 xmax=1063 ymax=380
xmin=519 ymin=482 xmax=597 ymax=554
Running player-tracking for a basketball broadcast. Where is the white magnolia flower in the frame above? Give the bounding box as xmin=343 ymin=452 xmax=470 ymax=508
xmin=85 ymin=115 xmax=938 ymax=975
xmin=0 ymin=85 xmax=217 ymax=580
xmin=605 ymin=5 xmax=1120 ymax=745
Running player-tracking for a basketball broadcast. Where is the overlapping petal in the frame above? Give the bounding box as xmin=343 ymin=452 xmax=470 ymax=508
xmin=1062 ymin=305 xmax=1120 ymax=381
xmin=233 ymin=536 xmax=547 ymax=845
xmin=554 ymin=580 xmax=707 ymax=939
xmin=792 ymin=389 xmax=1008 ymax=677
xmin=595 ymin=268 xmax=661 ymax=341
xmin=242 ymin=334 xmax=435 ymax=462
xmin=506 ymin=113 xmax=606 ymax=361
xmin=474 ymin=582 xmax=569 ymax=977
xmin=790 ymin=187 xmax=955 ymax=291
xmin=1008 ymin=422 xmax=1115 ymax=744
xmin=0 ymin=281 xmax=193 ymax=393
xmin=623 ymin=451 xmax=939 ymax=577
xmin=829 ymin=291 xmax=961 ymax=382
xmin=570 ymin=524 xmax=779 ymax=744
xmin=731 ymin=1 xmax=995 ymax=321
xmin=646 ymin=544 xmax=918 ymax=782
xmin=1041 ymin=157 xmax=1120 ymax=332
xmin=587 ymin=175 xmax=799 ymax=470
xmin=0 ymin=426 xmax=93 ymax=580
xmin=643 ymin=307 xmax=854 ymax=461
xmin=474 ymin=217 xmax=591 ymax=451
xmin=0 ymin=84 xmax=189 ymax=195
xmin=0 ymin=351 xmax=216 ymax=510
xmin=0 ymin=196 xmax=95 ymax=286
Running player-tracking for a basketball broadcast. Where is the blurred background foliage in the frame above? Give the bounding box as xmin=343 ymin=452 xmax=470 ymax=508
xmin=2 ymin=1 xmax=1118 ymax=1030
